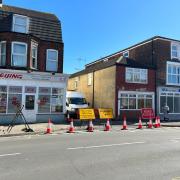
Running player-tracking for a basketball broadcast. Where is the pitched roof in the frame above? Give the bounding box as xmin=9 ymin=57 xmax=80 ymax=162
xmin=70 ymin=56 xmax=152 ymax=78
xmin=0 ymin=5 xmax=62 ymax=43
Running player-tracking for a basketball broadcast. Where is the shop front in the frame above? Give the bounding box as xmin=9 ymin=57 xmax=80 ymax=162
xmin=157 ymin=87 xmax=180 ymax=120
xmin=0 ymin=70 xmax=68 ymax=125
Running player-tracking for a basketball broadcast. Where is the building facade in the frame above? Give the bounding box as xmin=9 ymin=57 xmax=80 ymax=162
xmin=0 ymin=2 xmax=68 ymax=124
xmin=69 ymin=36 xmax=180 ymax=121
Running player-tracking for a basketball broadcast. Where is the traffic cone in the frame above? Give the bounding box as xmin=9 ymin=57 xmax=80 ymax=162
xmin=154 ymin=117 xmax=158 ymax=128
xmin=137 ymin=116 xmax=143 ymax=129
xmin=87 ymin=120 xmax=94 ymax=132
xmin=148 ymin=118 xmax=153 ymax=129
xmin=67 ymin=118 xmax=75 ymax=133
xmin=46 ymin=118 xmax=52 ymax=134
xmin=121 ymin=116 xmax=128 ymax=130
xmin=104 ymin=119 xmax=111 ymax=131
xmin=157 ymin=116 xmax=161 ymax=127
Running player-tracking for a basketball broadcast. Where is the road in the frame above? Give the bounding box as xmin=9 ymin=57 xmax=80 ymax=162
xmin=0 ymin=127 xmax=180 ymax=180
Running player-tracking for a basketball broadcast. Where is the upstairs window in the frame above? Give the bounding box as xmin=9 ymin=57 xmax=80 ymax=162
xmin=126 ymin=67 xmax=148 ymax=84
xmin=46 ymin=49 xmax=58 ymax=72
xmin=31 ymin=42 xmax=38 ymax=69
xmin=11 ymin=42 xmax=27 ymax=67
xmin=13 ymin=14 xmax=29 ymax=34
xmin=123 ymin=51 xmax=129 ymax=58
xmin=0 ymin=41 xmax=6 ymax=66
xmin=87 ymin=73 xmax=93 ymax=86
xmin=171 ymin=43 xmax=178 ymax=59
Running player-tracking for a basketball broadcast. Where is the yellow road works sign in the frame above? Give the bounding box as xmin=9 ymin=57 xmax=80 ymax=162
xmin=98 ymin=108 xmax=113 ymax=119
xmin=79 ymin=108 xmax=95 ymax=120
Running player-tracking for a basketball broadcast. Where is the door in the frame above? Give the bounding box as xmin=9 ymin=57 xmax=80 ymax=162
xmin=23 ymin=94 xmax=36 ymax=123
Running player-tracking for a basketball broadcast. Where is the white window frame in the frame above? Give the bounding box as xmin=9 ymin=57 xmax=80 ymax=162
xmin=13 ymin=14 xmax=29 ymax=34
xmin=46 ymin=49 xmax=58 ymax=72
xmin=166 ymin=61 xmax=180 ymax=86
xmin=31 ymin=42 xmax=38 ymax=69
xmin=74 ymin=77 xmax=79 ymax=89
xmin=125 ymin=67 xmax=148 ymax=84
xmin=11 ymin=42 xmax=27 ymax=67
xmin=87 ymin=73 xmax=93 ymax=86
xmin=0 ymin=41 xmax=6 ymax=66
xmin=123 ymin=51 xmax=129 ymax=58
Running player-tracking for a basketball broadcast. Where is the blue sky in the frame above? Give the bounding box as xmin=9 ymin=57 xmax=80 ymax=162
xmin=4 ymin=0 xmax=180 ymax=74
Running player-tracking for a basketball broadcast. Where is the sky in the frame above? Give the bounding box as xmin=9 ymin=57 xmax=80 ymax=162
xmin=4 ymin=0 xmax=180 ymax=74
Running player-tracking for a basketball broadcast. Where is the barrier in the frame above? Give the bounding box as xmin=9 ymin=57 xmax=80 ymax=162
xmin=121 ymin=115 xmax=128 ymax=130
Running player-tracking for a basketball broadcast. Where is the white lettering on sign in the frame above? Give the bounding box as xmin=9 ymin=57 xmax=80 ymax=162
xmin=0 ymin=73 xmax=23 ymax=79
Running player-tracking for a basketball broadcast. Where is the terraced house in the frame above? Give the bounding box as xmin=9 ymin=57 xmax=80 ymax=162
xmin=68 ymin=36 xmax=180 ymax=121
xmin=0 ymin=0 xmax=68 ymax=124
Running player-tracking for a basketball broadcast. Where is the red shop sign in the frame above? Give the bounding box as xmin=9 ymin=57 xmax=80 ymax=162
xmin=141 ymin=108 xmax=155 ymax=119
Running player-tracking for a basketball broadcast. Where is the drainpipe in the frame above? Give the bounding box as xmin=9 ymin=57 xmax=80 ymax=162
xmin=92 ymin=71 xmax=95 ymax=108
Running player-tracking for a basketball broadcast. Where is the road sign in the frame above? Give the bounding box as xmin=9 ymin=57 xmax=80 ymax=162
xmin=79 ymin=108 xmax=95 ymax=120
xmin=141 ymin=108 xmax=155 ymax=119
xmin=98 ymin=108 xmax=113 ymax=119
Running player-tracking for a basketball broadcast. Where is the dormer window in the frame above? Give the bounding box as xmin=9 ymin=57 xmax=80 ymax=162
xmin=123 ymin=51 xmax=129 ymax=58
xmin=13 ymin=14 xmax=29 ymax=34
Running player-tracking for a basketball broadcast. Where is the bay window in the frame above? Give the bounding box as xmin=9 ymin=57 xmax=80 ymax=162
xmin=11 ymin=42 xmax=27 ymax=67
xmin=46 ymin=49 xmax=58 ymax=71
xmin=0 ymin=41 xmax=6 ymax=66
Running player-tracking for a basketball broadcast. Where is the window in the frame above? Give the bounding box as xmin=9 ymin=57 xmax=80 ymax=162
xmin=123 ymin=51 xmax=129 ymax=58
xmin=31 ymin=42 xmax=38 ymax=69
xmin=160 ymin=92 xmax=180 ymax=113
xmin=167 ymin=62 xmax=180 ymax=85
xmin=126 ymin=68 xmax=148 ymax=83
xmin=0 ymin=86 xmax=7 ymax=113
xmin=74 ymin=77 xmax=79 ymax=89
xmin=46 ymin=49 xmax=58 ymax=71
xmin=87 ymin=73 xmax=93 ymax=86
xmin=171 ymin=42 xmax=180 ymax=59
xmin=119 ymin=92 xmax=153 ymax=110
xmin=13 ymin=14 xmax=29 ymax=33
xmin=0 ymin=42 xmax=6 ymax=66
xmin=11 ymin=42 xmax=27 ymax=67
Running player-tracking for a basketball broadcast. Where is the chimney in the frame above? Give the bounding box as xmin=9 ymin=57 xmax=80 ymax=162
xmin=0 ymin=0 xmax=2 ymax=8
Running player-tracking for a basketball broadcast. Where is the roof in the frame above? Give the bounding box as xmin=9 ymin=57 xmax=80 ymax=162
xmin=70 ymin=56 xmax=153 ymax=78
xmin=86 ymin=36 xmax=180 ymax=67
xmin=0 ymin=5 xmax=62 ymax=43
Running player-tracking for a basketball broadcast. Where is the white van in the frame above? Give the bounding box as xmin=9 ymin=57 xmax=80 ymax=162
xmin=66 ymin=91 xmax=89 ymax=116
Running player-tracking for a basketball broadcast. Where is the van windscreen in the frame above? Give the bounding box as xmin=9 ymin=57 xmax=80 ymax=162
xmin=68 ymin=98 xmax=87 ymax=105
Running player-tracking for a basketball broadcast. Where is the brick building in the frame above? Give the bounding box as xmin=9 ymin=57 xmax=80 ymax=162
xmin=0 ymin=1 xmax=68 ymax=124
xmin=68 ymin=36 xmax=180 ymax=121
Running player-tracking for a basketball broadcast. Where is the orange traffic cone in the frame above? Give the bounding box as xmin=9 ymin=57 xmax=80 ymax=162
xmin=154 ymin=117 xmax=158 ymax=128
xmin=157 ymin=116 xmax=161 ymax=127
xmin=121 ymin=116 xmax=128 ymax=130
xmin=104 ymin=119 xmax=111 ymax=131
xmin=46 ymin=118 xmax=52 ymax=134
xmin=67 ymin=118 xmax=75 ymax=133
xmin=148 ymin=118 xmax=153 ymax=129
xmin=137 ymin=116 xmax=143 ymax=129
xmin=87 ymin=120 xmax=94 ymax=132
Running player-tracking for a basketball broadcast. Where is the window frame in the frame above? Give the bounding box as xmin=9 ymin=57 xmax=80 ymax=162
xmin=123 ymin=51 xmax=129 ymax=58
xmin=46 ymin=49 xmax=58 ymax=72
xmin=0 ymin=41 xmax=6 ymax=66
xmin=12 ymin=14 xmax=29 ymax=34
xmin=87 ymin=73 xmax=93 ymax=86
xmin=11 ymin=41 xmax=27 ymax=67
xmin=31 ymin=42 xmax=38 ymax=69
xmin=171 ymin=42 xmax=179 ymax=59
xmin=125 ymin=67 xmax=148 ymax=84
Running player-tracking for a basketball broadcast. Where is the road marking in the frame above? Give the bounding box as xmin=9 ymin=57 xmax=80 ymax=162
xmin=67 ymin=141 xmax=145 ymax=150
xmin=0 ymin=153 xmax=21 ymax=157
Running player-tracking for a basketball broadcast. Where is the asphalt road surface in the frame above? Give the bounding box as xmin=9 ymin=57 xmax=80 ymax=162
xmin=0 ymin=127 xmax=180 ymax=180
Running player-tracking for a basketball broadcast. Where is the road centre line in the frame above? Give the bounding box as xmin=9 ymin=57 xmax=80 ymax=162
xmin=67 ymin=141 xmax=145 ymax=150
xmin=0 ymin=153 xmax=21 ymax=157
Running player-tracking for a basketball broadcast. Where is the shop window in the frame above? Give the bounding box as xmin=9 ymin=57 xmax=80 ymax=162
xmin=126 ymin=68 xmax=147 ymax=84
xmin=0 ymin=41 xmax=6 ymax=66
xmin=11 ymin=42 xmax=27 ymax=67
xmin=0 ymin=86 xmax=7 ymax=113
xmin=31 ymin=42 xmax=38 ymax=69
xmin=13 ymin=14 xmax=29 ymax=34
xmin=46 ymin=49 xmax=58 ymax=72
xmin=25 ymin=95 xmax=35 ymax=110
xmin=38 ymin=95 xmax=50 ymax=113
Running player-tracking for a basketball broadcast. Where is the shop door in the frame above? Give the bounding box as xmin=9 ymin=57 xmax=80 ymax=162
xmin=23 ymin=94 xmax=36 ymax=123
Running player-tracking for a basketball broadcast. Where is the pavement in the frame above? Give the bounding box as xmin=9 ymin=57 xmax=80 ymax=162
xmin=0 ymin=120 xmax=180 ymax=137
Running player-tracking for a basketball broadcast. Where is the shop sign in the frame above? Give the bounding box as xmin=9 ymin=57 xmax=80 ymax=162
xmin=98 ymin=108 xmax=113 ymax=119
xmin=79 ymin=108 xmax=95 ymax=120
xmin=160 ymin=87 xmax=180 ymax=93
xmin=141 ymin=108 xmax=155 ymax=119
xmin=0 ymin=73 xmax=23 ymax=79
